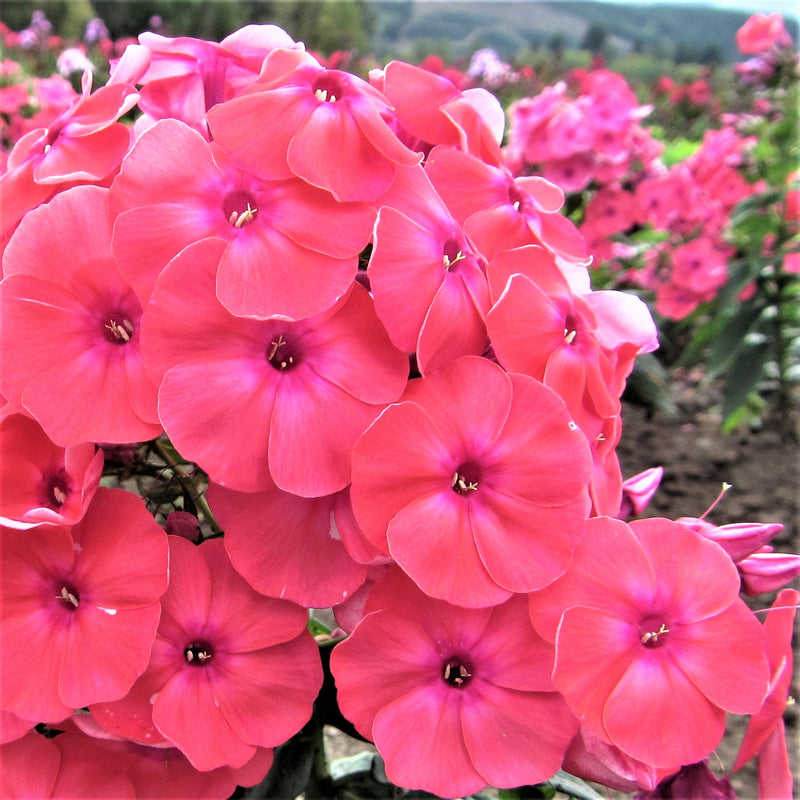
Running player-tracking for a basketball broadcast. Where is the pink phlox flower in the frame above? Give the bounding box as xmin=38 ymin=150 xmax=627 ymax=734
xmin=350 ymin=355 xmax=592 ymax=606
xmin=485 ymin=245 xmax=622 ymax=421
xmin=331 ymin=568 xmax=579 ymax=798
xmin=530 ymin=516 xmax=770 ymax=768
xmin=110 ymin=117 xmax=375 ymax=313
xmin=0 ymin=487 xmax=169 ymax=723
xmin=584 ymin=184 xmax=637 ymax=237
xmin=368 ymin=164 xmax=491 ymax=374
xmin=377 ymin=59 xmax=505 ymax=164
xmin=0 ymin=185 xmax=162 ymax=446
xmin=0 ymin=412 xmax=103 ymax=529
xmin=736 ymin=13 xmax=793 ymax=54
xmin=207 ymin=47 xmax=421 ymax=202
xmin=142 ymin=237 xmax=408 ymax=496
xmin=109 ymin=26 xmax=299 ymax=137
xmin=207 ymin=479 xmax=369 ymax=608
xmin=733 ymin=588 xmax=798 ymax=800
xmin=89 ymin=536 xmax=322 ymax=772
xmin=504 ymin=83 xmax=567 ymax=165
xmin=425 ymin=144 xmax=589 ymax=267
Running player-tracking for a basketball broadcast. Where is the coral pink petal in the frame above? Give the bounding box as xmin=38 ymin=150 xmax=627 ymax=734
xmin=369 ymin=207 xmax=450 ymax=352
xmin=212 ymin=483 xmax=368 ymax=608
xmin=603 ymin=649 xmax=726 ymax=767
xmin=200 ymin=537 xmax=309 ymax=650
xmin=631 ymin=518 xmax=742 ymax=621
xmin=34 ymin=125 xmax=132 ymax=184
xmin=482 ymin=372 xmax=592 ymax=507
xmin=387 ymin=491 xmax=512 ymax=607
xmin=0 ymin=608 xmax=73 ymax=723
xmin=207 ymin=88 xmax=307 ymax=180
xmin=216 ymin=228 xmax=355 ymax=320
xmin=212 ymin=636 xmax=322 ymax=748
xmin=417 ymin=274 xmax=489 ymax=375
xmin=670 ymin=602 xmax=768 ymax=714
xmin=461 ymin=682 xmax=577 ymax=788
xmin=303 ymin=284 xmax=409 ymax=404
xmin=553 ymin=605 xmax=640 ymax=738
xmin=470 ymin=490 xmax=586 ymax=592
xmin=160 ymin=536 xmax=212 ymax=636
xmin=266 ymin=179 xmax=375 ymax=258
xmin=269 ymin=370 xmax=382 ymax=496
xmin=425 ymin=145 xmax=506 ymax=224
xmin=402 ymin=356 xmax=512 ymax=456
xmin=158 ymin=358 xmax=277 ymax=492
xmin=470 ymin=596 xmax=556 ymax=691
xmin=288 ymin=104 xmax=397 ymax=202
xmin=60 ymin=604 xmax=162 ymax=708
xmin=755 ymin=722 xmax=793 ymax=800
xmin=70 ymin=487 xmax=168 ymax=609
xmin=153 ymin=669 xmax=256 ymax=771
xmin=373 ymin=685 xmax=485 ymax=798
xmin=0 ymin=732 xmax=60 ymax=798
xmin=349 ymin=400 xmax=453 ymax=547
xmin=529 ymin=516 xmax=656 ymax=642
xmin=331 ymin=609 xmax=442 ymax=738
xmin=113 ymin=203 xmax=220 ymax=303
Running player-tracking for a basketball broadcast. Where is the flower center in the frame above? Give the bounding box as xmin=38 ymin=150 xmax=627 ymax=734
xmin=451 ymin=462 xmax=480 ymax=495
xmin=563 ymin=313 xmax=578 ymax=345
xmin=313 ymin=72 xmax=345 ymax=104
xmin=42 ymin=469 xmax=70 ymax=508
xmin=184 ymin=642 xmax=214 ymax=665
xmin=55 ymin=584 xmax=80 ymax=610
xmin=442 ymin=238 xmax=466 ymax=271
xmin=639 ymin=621 xmax=670 ymax=648
xmin=103 ymin=313 xmax=134 ymax=345
xmin=223 ymin=190 xmax=259 ymax=229
xmin=266 ymin=334 xmax=298 ymax=371
xmin=442 ymin=657 xmax=473 ymax=688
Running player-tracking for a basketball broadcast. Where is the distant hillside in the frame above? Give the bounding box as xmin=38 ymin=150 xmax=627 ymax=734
xmin=371 ymin=0 xmax=798 ymax=63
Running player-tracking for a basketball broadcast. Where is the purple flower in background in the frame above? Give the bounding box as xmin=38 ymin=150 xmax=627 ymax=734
xmin=85 ymin=17 xmax=110 ymax=44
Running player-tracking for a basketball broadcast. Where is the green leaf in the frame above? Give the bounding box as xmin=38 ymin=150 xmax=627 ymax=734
xmin=721 ymin=338 xmax=774 ymax=423
xmin=706 ymin=302 xmax=766 ymax=379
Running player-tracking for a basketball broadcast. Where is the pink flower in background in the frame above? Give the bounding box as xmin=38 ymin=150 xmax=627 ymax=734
xmin=142 ymin=237 xmax=408 ymax=496
xmin=350 ymin=356 xmax=592 ymax=606
xmin=530 ymin=516 xmax=769 ymax=767
xmin=0 ymin=488 xmax=168 ymax=723
xmin=90 ymin=536 xmax=322 ymax=771
xmin=0 ymin=413 xmax=103 ymax=529
xmin=331 ymin=569 xmax=578 ymax=797
xmin=736 ymin=13 xmax=792 ymax=54
xmin=0 ymin=71 xmax=137 ymax=246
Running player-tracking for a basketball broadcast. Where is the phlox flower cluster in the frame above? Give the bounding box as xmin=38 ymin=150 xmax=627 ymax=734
xmin=505 ymin=62 xmax=768 ymax=321
xmin=1 ymin=18 xmax=798 ymax=800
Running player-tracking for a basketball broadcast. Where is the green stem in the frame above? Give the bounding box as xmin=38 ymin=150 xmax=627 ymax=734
xmin=153 ymin=438 xmax=222 ymax=536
